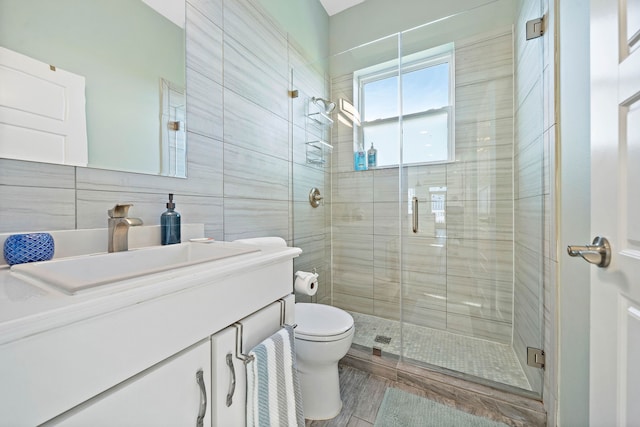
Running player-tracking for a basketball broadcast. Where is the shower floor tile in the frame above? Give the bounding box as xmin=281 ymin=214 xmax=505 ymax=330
xmin=348 ymin=311 xmax=532 ymax=391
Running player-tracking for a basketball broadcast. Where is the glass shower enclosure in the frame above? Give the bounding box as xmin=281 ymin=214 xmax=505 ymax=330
xmin=293 ymin=0 xmax=547 ymax=398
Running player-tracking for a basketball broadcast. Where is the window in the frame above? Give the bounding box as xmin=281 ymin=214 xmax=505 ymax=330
xmin=354 ymin=43 xmax=455 ymax=168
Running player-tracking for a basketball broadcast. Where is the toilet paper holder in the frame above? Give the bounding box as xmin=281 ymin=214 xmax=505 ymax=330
xmin=294 ymin=270 xmax=319 ymax=296
xmin=295 ymin=267 xmax=318 ymax=278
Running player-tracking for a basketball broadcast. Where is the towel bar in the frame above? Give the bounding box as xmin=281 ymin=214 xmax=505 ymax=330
xmin=233 ymin=297 xmax=296 ymax=364
xmin=277 ymin=297 xmax=298 ymax=329
xmin=233 ymin=321 xmax=255 ymax=364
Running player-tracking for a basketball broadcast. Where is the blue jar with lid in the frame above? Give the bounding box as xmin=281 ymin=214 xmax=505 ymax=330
xmin=3 ymin=233 xmax=55 ymax=265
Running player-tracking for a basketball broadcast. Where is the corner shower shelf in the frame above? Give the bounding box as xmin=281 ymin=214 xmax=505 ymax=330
xmin=305 ymin=96 xmax=333 ymax=165
xmin=307 ymin=140 xmax=333 ymax=150
xmin=307 ymin=111 xmax=334 ymax=126
xmin=306 ymin=140 xmax=333 ymax=165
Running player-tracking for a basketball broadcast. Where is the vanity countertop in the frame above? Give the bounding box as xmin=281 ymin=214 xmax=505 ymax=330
xmin=0 ymin=240 xmax=301 ymax=345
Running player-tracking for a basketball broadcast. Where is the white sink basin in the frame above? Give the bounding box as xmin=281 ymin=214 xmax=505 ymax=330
xmin=10 ymin=242 xmax=260 ymax=295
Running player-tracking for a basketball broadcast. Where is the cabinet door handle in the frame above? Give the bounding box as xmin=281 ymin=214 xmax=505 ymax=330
xmin=196 ymin=369 xmax=207 ymax=427
xmin=226 ymin=353 xmax=236 ymax=407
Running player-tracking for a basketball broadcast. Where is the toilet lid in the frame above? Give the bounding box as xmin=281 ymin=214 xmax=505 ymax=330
xmin=295 ymin=303 xmax=354 ymax=337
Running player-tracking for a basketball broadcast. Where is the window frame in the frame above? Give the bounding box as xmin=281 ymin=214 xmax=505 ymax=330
xmin=354 ymin=43 xmax=456 ymax=168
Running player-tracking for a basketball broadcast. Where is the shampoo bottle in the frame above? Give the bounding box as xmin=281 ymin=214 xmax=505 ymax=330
xmin=367 ymin=142 xmax=377 ymax=168
xmin=354 ymin=141 xmax=367 ymax=171
xmin=161 ymin=193 xmax=181 ymax=245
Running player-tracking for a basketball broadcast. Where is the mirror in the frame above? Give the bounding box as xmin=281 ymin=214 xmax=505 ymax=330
xmin=0 ymin=0 xmax=186 ymax=177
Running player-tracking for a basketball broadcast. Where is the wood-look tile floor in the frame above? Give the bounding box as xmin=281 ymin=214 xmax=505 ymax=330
xmin=305 ymin=364 xmax=427 ymax=427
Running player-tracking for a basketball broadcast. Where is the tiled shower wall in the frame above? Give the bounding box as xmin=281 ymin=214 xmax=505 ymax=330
xmin=330 ymin=30 xmax=515 ymax=344
xmin=0 ymin=0 xmax=331 ymax=298
xmin=291 ymin=55 xmax=333 ymax=305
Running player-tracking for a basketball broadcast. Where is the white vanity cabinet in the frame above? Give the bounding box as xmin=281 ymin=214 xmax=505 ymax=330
xmin=44 ymin=340 xmax=212 ymax=427
xmin=45 ymin=296 xmax=294 ymax=427
xmin=0 ymin=241 xmax=302 ymax=426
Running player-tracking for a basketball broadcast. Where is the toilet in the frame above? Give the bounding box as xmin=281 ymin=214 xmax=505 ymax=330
xmin=233 ymin=237 xmax=355 ymax=420
xmin=294 ymin=303 xmax=354 ymax=420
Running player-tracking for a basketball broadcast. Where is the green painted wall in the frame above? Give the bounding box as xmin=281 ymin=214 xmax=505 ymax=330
xmin=0 ymin=0 xmax=184 ymax=175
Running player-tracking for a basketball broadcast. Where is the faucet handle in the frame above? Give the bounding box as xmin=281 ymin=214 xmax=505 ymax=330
xmin=108 ymin=203 xmax=133 ymax=218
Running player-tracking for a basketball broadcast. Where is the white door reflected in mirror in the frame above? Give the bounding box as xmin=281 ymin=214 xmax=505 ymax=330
xmin=0 ymin=0 xmax=186 ymax=177
xmin=0 ymin=47 xmax=88 ymax=167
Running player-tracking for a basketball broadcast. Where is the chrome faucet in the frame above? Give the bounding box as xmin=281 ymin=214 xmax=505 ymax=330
xmin=108 ymin=204 xmax=143 ymax=252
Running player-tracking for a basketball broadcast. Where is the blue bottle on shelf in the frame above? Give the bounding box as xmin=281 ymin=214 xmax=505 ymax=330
xmin=354 ymin=142 xmax=367 ymax=171
xmin=367 ymin=142 xmax=377 ymax=168
xmin=161 ymin=193 xmax=181 ymax=245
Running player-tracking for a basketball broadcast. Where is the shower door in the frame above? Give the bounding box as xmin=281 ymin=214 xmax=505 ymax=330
xmin=399 ymin=0 xmax=547 ymax=396
xmin=327 ymin=0 xmax=548 ymax=398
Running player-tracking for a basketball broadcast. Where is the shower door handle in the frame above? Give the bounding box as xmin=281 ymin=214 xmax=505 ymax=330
xmin=412 ymin=197 xmax=418 ymax=233
xmin=567 ymin=236 xmax=611 ymax=268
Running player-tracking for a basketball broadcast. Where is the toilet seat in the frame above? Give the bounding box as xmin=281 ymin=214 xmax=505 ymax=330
xmin=295 ymin=303 xmax=354 ymax=342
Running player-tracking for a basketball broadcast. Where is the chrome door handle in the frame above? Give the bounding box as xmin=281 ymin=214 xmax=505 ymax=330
xmin=567 ymin=236 xmax=611 ymax=268
xmin=412 ymin=197 xmax=418 ymax=233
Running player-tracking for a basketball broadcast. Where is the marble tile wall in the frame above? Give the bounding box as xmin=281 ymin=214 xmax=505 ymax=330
xmin=330 ymin=31 xmax=516 ymax=344
xmin=0 ymin=0 xmax=331 ymax=303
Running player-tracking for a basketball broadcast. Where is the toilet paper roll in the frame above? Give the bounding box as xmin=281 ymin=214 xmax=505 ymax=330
xmin=294 ymin=271 xmax=318 ymax=296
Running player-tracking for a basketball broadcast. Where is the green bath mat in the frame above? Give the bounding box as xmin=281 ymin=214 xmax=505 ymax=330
xmin=374 ymin=388 xmax=510 ymax=427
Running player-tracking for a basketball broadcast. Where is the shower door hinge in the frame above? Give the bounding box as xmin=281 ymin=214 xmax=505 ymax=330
xmin=526 ymin=16 xmax=545 ymax=40
xmin=527 ymin=347 xmax=545 ymax=369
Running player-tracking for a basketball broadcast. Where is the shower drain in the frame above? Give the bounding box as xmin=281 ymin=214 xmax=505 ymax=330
xmin=374 ymin=335 xmax=392 ymax=344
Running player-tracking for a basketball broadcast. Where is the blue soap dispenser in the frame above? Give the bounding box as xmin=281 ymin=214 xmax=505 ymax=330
xmin=367 ymin=142 xmax=377 ymax=168
xmin=161 ymin=193 xmax=181 ymax=245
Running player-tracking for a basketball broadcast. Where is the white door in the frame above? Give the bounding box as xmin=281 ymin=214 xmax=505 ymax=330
xmin=589 ymin=0 xmax=640 ymax=425
xmin=0 ymin=47 xmax=88 ymax=166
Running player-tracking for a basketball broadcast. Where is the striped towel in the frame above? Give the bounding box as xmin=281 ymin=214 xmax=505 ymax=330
xmin=246 ymin=325 xmax=305 ymax=427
